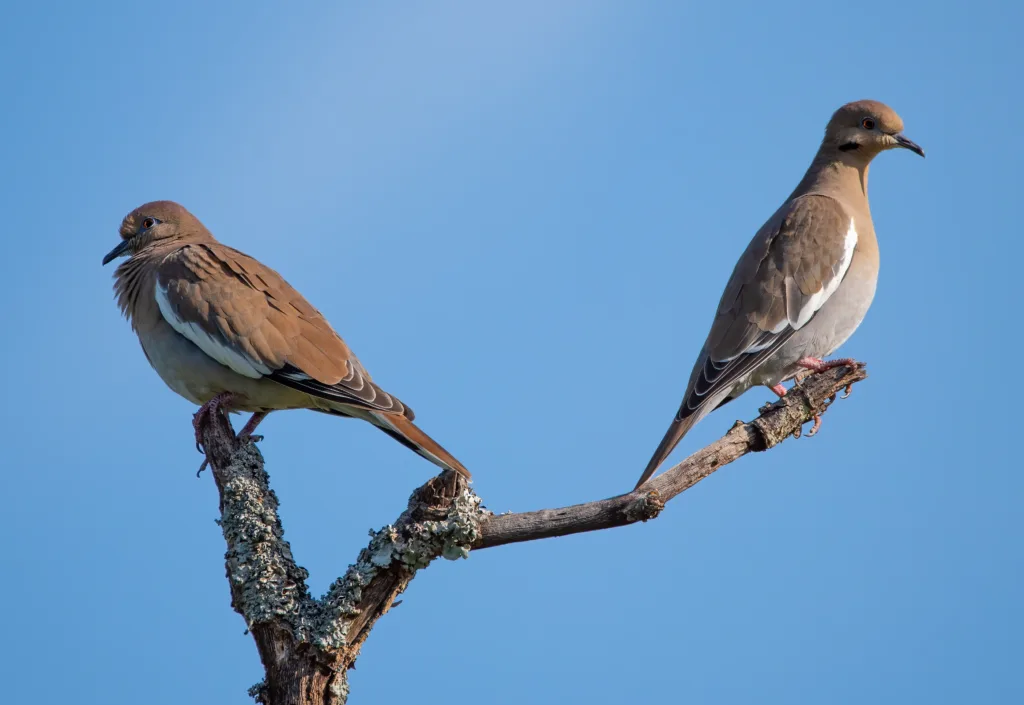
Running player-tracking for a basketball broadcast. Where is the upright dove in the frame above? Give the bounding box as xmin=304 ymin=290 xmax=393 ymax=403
xmin=103 ymin=201 xmax=470 ymax=478
xmin=635 ymin=100 xmax=924 ymax=489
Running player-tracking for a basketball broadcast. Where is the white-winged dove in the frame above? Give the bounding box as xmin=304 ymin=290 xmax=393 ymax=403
xmin=104 ymin=201 xmax=470 ymax=478
xmin=634 ymin=100 xmax=924 ymax=489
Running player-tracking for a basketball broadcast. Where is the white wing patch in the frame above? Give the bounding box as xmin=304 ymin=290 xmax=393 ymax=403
xmin=155 ymin=282 xmax=272 ymax=379
xmin=789 ymin=219 xmax=857 ymax=329
xmin=744 ymin=340 xmax=774 ymax=354
xmin=743 ymin=318 xmax=792 ymax=354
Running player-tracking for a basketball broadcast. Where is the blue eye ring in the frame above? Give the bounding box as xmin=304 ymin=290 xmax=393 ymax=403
xmin=141 ymin=216 xmax=161 ymax=230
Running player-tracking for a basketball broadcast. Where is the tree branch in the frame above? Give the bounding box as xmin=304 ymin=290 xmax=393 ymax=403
xmin=199 ymin=364 xmax=867 ymax=704
xmin=475 ymin=363 xmax=867 ymax=548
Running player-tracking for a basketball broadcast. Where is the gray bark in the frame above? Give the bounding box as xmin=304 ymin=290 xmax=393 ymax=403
xmin=197 ymin=364 xmax=867 ymax=704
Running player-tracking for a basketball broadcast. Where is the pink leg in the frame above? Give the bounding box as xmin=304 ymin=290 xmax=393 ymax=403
xmin=193 ymin=392 xmax=234 ymax=452
xmin=196 ymin=410 xmax=268 ymax=478
xmin=769 ymin=383 xmax=787 ymax=398
xmin=796 ymin=356 xmax=860 ymax=373
xmin=237 ymin=412 xmax=268 ymax=439
xmin=793 ymin=357 xmax=863 ymax=439
xmin=798 ymin=356 xmax=861 ymax=402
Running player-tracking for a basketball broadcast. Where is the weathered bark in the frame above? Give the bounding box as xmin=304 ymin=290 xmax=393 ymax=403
xmin=198 ymin=364 xmax=867 ymax=704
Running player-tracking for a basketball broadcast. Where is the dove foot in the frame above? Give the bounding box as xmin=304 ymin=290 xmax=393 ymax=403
xmin=237 ymin=412 xmax=268 ymax=440
xmin=193 ymin=392 xmax=235 ymax=453
xmin=796 ymin=356 xmax=861 ymax=373
xmin=195 ymin=409 xmax=267 ymax=477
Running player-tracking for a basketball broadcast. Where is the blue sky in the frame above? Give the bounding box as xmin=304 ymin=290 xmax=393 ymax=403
xmin=1 ymin=1 xmax=1021 ymax=703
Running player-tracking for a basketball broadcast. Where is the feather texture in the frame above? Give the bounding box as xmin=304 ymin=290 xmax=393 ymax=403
xmin=108 ymin=200 xmax=468 ymax=478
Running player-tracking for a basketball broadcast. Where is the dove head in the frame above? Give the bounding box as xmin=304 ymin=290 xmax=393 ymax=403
xmin=824 ymin=100 xmax=924 ymax=163
xmin=103 ymin=200 xmax=212 ymax=265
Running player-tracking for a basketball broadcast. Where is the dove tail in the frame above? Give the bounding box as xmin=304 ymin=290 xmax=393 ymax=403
xmin=367 ymin=411 xmax=471 ymax=479
xmin=634 ymin=412 xmax=703 ymax=490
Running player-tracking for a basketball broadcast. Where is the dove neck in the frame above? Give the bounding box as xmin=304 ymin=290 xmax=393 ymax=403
xmin=791 ymin=148 xmax=870 ymax=204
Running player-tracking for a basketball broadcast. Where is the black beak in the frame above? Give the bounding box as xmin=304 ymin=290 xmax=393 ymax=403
xmin=102 ymin=239 xmax=132 ymax=266
xmin=894 ymin=133 xmax=925 ymax=158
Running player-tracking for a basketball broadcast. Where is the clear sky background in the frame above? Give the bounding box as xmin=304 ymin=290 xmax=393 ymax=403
xmin=1 ymin=2 xmax=1021 ymax=703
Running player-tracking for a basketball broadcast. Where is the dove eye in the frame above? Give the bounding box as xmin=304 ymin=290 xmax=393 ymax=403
xmin=861 ymin=117 xmax=876 ymax=130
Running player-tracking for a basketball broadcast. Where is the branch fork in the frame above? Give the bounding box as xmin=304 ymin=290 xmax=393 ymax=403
xmin=198 ymin=364 xmax=868 ymax=703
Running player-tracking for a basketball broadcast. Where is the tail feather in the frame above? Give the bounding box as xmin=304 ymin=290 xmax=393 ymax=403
xmin=367 ymin=411 xmax=471 ymax=479
xmin=634 ymin=413 xmax=702 ymax=490
xmin=635 ymin=380 xmax=744 ymax=490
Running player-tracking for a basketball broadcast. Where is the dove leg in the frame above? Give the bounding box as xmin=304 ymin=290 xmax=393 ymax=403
xmin=237 ymin=412 xmax=268 ymax=439
xmin=793 ymin=357 xmax=861 ymax=439
xmin=193 ymin=391 xmax=235 ymax=452
xmin=194 ymin=410 xmax=267 ymax=478
xmin=796 ymin=356 xmax=860 ymax=373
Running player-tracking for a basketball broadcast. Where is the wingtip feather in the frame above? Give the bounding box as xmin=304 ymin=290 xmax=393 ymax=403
xmin=370 ymin=412 xmax=471 ymax=480
xmin=634 ymin=412 xmax=701 ymax=490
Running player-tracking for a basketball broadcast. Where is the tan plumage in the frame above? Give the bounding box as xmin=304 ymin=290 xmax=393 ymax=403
xmin=635 ymin=100 xmax=924 ymax=489
xmin=104 ymin=200 xmax=469 ymax=479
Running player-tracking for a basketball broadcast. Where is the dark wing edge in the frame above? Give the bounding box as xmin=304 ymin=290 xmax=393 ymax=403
xmin=632 ymin=330 xmax=796 ymax=489
xmin=270 ymin=363 xmax=414 ymax=418
xmin=634 ymin=195 xmax=854 ymax=488
xmin=679 ymin=329 xmax=796 ymax=421
xmin=163 ymin=244 xmax=414 ymax=418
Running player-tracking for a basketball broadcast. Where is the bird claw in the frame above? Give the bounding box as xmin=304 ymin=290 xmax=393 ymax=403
xmin=796 ymin=356 xmax=862 ymax=374
xmin=806 ymin=414 xmax=823 ymax=438
xmin=192 ymin=392 xmax=234 ymax=460
xmin=193 ymin=411 xmax=212 ymax=453
xmin=195 ymin=418 xmax=264 ymax=478
xmin=192 ymin=422 xmax=206 ymax=453
xmin=840 ymin=383 xmax=854 ymax=399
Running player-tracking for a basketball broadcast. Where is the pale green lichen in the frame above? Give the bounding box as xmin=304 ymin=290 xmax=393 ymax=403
xmin=247 ymin=680 xmax=267 ymax=703
xmin=220 ymin=442 xmax=487 ymax=702
xmin=312 ymin=484 xmax=490 ymax=650
xmin=329 ymin=673 xmax=350 ymax=702
xmin=219 ymin=445 xmax=311 ymax=632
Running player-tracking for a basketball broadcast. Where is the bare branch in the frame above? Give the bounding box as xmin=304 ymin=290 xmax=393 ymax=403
xmin=475 ymin=363 xmax=867 ymax=548
xmin=199 ymin=364 xmax=866 ymax=704
xmin=201 ymin=414 xmax=490 ymax=704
